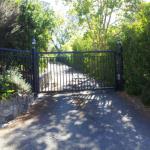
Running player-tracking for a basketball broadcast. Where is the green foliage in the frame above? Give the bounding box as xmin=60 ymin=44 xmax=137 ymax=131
xmin=7 ymin=68 xmax=31 ymax=93
xmin=0 ymin=0 xmax=19 ymax=48
xmin=0 ymin=75 xmax=15 ymax=100
xmin=0 ymin=68 xmax=31 ymax=100
xmin=0 ymin=0 xmax=56 ymax=51
xmin=18 ymin=0 xmax=55 ymax=51
xmin=64 ymin=0 xmax=141 ymax=50
xmin=121 ymin=2 xmax=150 ymax=105
xmin=72 ymin=36 xmax=93 ymax=51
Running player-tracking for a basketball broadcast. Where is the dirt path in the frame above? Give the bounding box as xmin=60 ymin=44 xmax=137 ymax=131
xmin=0 ymin=90 xmax=150 ymax=150
xmin=39 ymin=61 xmax=102 ymax=92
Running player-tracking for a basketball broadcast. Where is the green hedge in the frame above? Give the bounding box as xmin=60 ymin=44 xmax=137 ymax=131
xmin=122 ymin=3 xmax=150 ymax=105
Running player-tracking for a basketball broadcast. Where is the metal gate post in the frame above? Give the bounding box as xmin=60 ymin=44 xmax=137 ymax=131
xmin=115 ymin=41 xmax=124 ymax=91
xmin=32 ymin=38 xmax=39 ymax=96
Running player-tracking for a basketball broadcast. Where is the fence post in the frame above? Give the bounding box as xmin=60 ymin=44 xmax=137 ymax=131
xmin=115 ymin=41 xmax=124 ymax=91
xmin=32 ymin=38 xmax=39 ymax=96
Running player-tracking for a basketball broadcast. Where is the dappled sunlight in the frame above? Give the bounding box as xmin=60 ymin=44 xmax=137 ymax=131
xmin=0 ymin=91 xmax=150 ymax=150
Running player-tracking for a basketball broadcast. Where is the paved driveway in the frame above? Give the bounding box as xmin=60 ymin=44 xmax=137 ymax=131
xmin=0 ymin=90 xmax=150 ymax=150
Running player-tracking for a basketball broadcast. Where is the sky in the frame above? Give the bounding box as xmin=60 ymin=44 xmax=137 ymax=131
xmin=41 ymin=0 xmax=68 ymax=17
xmin=42 ymin=0 xmax=150 ymax=17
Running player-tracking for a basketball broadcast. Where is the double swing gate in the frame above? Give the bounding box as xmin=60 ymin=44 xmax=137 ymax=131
xmin=0 ymin=48 xmax=123 ymax=94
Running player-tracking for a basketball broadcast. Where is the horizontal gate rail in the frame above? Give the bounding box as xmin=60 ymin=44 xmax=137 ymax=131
xmin=0 ymin=48 xmax=31 ymax=53
xmin=38 ymin=50 xmax=114 ymax=55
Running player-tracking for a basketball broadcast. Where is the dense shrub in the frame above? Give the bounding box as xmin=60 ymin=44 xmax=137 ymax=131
xmin=122 ymin=3 xmax=150 ymax=105
xmin=0 ymin=68 xmax=31 ymax=100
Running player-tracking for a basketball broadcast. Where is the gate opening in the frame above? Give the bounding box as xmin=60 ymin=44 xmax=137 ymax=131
xmin=38 ymin=50 xmax=116 ymax=93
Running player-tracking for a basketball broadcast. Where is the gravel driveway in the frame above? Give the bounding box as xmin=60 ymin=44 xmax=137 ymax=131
xmin=0 ymin=90 xmax=150 ymax=150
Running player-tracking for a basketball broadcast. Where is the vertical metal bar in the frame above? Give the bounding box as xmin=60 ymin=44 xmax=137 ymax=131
xmin=112 ymin=52 xmax=115 ymax=87
xmin=56 ymin=57 xmax=59 ymax=92
xmin=115 ymin=43 xmax=124 ymax=91
xmin=55 ymin=57 xmax=57 ymax=92
xmin=113 ymin=52 xmax=116 ymax=87
xmin=42 ymin=57 xmax=45 ymax=92
xmin=94 ymin=55 xmax=96 ymax=89
xmin=39 ymin=54 xmax=41 ymax=93
xmin=83 ymin=54 xmax=86 ymax=90
xmin=46 ymin=57 xmax=48 ymax=92
xmin=96 ymin=55 xmax=99 ymax=88
xmin=32 ymin=46 xmax=36 ymax=94
xmin=77 ymin=54 xmax=79 ymax=91
xmin=93 ymin=55 xmax=95 ymax=89
xmin=106 ymin=53 xmax=108 ymax=87
xmin=114 ymin=51 xmax=118 ymax=90
xmin=71 ymin=54 xmax=73 ymax=91
xmin=52 ymin=57 xmax=54 ymax=92
xmin=58 ymin=57 xmax=61 ymax=91
xmin=32 ymin=39 xmax=39 ymax=96
xmin=45 ymin=57 xmax=47 ymax=92
xmin=54 ymin=57 xmax=56 ymax=92
xmin=79 ymin=54 xmax=81 ymax=91
xmin=36 ymin=52 xmax=40 ymax=93
xmin=43 ymin=57 xmax=45 ymax=92
xmin=120 ymin=46 xmax=124 ymax=90
xmin=65 ymin=56 xmax=67 ymax=91
xmin=39 ymin=56 xmax=41 ymax=92
xmin=87 ymin=55 xmax=90 ymax=90
xmin=84 ymin=55 xmax=87 ymax=90
xmin=47 ymin=57 xmax=49 ymax=92
xmin=99 ymin=53 xmax=103 ymax=88
xmin=62 ymin=57 xmax=65 ymax=91
xmin=42 ymin=57 xmax=43 ymax=92
xmin=109 ymin=53 xmax=111 ymax=86
xmin=82 ymin=54 xmax=84 ymax=91
xmin=101 ymin=54 xmax=104 ymax=88
xmin=61 ymin=57 xmax=63 ymax=91
xmin=68 ymin=55 xmax=71 ymax=91
xmin=49 ymin=57 xmax=52 ymax=92
xmin=104 ymin=54 xmax=106 ymax=88
xmin=91 ymin=55 xmax=94 ymax=90
xmin=112 ymin=52 xmax=114 ymax=87
xmin=49 ymin=57 xmax=51 ymax=92
xmin=90 ymin=55 xmax=92 ymax=90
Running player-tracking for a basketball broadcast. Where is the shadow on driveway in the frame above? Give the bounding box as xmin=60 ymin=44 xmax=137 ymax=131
xmin=0 ymin=90 xmax=150 ymax=150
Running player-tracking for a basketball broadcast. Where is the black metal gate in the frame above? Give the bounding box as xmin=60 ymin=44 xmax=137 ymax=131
xmin=0 ymin=47 xmax=123 ymax=94
xmin=37 ymin=50 xmax=120 ymax=93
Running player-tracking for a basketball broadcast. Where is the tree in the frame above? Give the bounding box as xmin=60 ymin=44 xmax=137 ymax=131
xmin=18 ymin=0 xmax=56 ymax=51
xmin=0 ymin=0 xmax=19 ymax=48
xmin=0 ymin=0 xmax=56 ymax=51
xmin=64 ymin=0 xmax=141 ymax=50
xmin=51 ymin=11 xmax=81 ymax=52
